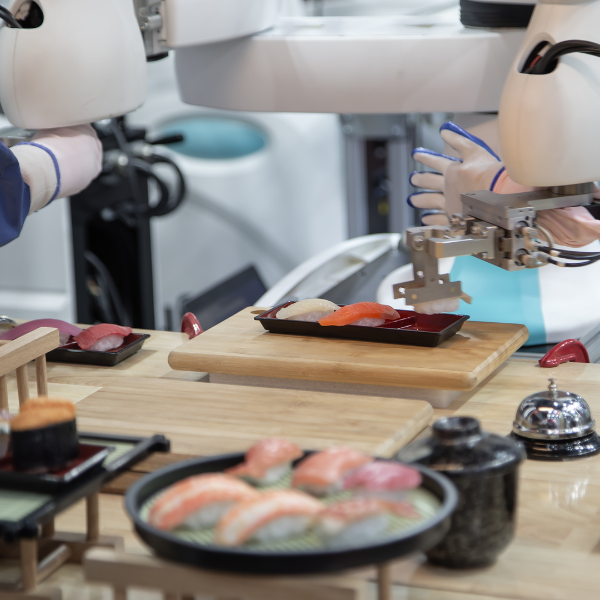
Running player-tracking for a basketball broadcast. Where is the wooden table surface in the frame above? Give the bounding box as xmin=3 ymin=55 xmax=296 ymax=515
xmin=4 ymin=326 xmax=600 ymax=599
xmin=168 ymin=308 xmax=529 ymax=391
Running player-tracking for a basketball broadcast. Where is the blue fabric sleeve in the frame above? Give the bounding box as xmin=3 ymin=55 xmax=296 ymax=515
xmin=0 ymin=141 xmax=31 ymax=248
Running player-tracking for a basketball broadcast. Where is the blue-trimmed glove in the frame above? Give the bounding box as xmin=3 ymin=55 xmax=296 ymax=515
xmin=408 ymin=121 xmax=522 ymax=225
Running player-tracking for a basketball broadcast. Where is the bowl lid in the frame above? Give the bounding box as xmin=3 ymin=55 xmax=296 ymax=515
xmin=512 ymin=378 xmax=595 ymax=440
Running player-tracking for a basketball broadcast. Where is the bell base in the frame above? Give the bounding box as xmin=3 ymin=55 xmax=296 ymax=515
xmin=509 ymin=432 xmax=600 ymax=461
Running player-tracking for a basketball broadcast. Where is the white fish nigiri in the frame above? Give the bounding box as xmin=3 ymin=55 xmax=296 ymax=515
xmin=316 ymin=498 xmax=391 ymax=546
xmin=215 ymin=490 xmax=323 ymax=546
xmin=276 ymin=299 xmax=340 ymax=323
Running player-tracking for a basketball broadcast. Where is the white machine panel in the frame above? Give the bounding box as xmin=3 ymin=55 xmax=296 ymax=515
xmin=162 ymin=0 xmax=280 ymax=47
xmin=175 ymin=14 xmax=525 ymax=113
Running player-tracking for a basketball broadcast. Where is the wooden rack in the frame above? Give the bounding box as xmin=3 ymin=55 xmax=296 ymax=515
xmin=0 ymin=327 xmax=122 ymax=599
xmin=84 ymin=548 xmax=395 ymax=600
xmin=0 ymin=327 xmax=61 ymax=410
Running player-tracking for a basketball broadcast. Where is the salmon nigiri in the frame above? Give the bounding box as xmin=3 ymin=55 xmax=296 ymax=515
xmin=215 ymin=490 xmax=323 ymax=547
xmin=149 ymin=473 xmax=259 ymax=531
xmin=226 ymin=439 xmax=304 ymax=485
xmin=318 ymin=302 xmax=399 ymax=327
xmin=292 ymin=447 xmax=373 ymax=496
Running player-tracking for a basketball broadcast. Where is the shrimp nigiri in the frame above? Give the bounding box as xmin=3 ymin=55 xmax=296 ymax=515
xmin=214 ymin=490 xmax=323 ymax=546
xmin=148 ymin=474 xmax=259 ymax=531
xmin=292 ymin=447 xmax=373 ymax=496
xmin=316 ymin=498 xmax=391 ymax=546
xmin=318 ymin=302 xmax=400 ymax=327
xmin=226 ymin=438 xmax=304 ymax=485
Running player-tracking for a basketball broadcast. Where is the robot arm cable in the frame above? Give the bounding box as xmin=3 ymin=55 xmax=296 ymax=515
xmin=0 ymin=6 xmax=22 ymax=29
xmin=525 ymin=40 xmax=600 ymax=75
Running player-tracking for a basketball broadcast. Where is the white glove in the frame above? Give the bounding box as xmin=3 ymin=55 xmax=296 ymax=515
xmin=11 ymin=124 xmax=102 ymax=214
xmin=408 ymin=121 xmax=532 ymax=226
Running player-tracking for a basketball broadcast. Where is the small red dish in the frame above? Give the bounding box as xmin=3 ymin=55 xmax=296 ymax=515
xmin=0 ymin=443 xmax=112 ymax=492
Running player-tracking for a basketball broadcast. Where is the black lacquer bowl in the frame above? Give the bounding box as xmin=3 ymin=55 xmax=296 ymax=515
xmin=397 ymin=417 xmax=526 ymax=568
xmin=125 ymin=453 xmax=458 ymax=575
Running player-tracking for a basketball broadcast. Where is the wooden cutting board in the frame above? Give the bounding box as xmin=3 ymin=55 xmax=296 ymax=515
xmin=71 ymin=376 xmax=432 ymax=458
xmin=168 ymin=308 xmax=529 ymax=391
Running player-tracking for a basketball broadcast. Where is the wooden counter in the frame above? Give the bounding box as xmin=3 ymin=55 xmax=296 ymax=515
xmin=5 ymin=327 xmax=600 ymax=599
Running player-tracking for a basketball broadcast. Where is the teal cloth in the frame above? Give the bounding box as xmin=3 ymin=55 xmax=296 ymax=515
xmin=159 ymin=117 xmax=267 ymax=160
xmin=450 ymin=256 xmax=545 ymax=345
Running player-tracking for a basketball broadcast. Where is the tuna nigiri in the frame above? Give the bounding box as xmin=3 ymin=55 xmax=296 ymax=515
xmin=318 ymin=302 xmax=400 ymax=327
xmin=292 ymin=447 xmax=373 ymax=496
xmin=343 ymin=461 xmax=422 ymax=501
xmin=226 ymin=439 xmax=304 ymax=485
xmin=215 ymin=490 xmax=323 ymax=546
xmin=74 ymin=323 xmax=132 ymax=351
xmin=316 ymin=498 xmax=391 ymax=546
xmin=276 ymin=299 xmax=340 ymax=323
xmin=148 ymin=474 xmax=259 ymax=531
xmin=0 ymin=319 xmax=83 ymax=346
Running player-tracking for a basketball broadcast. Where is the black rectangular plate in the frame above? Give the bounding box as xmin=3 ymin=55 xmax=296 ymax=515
xmin=47 ymin=333 xmax=151 ymax=366
xmin=0 ymin=444 xmax=112 ymax=493
xmin=0 ymin=432 xmax=170 ymax=543
xmin=255 ymin=303 xmax=469 ymax=348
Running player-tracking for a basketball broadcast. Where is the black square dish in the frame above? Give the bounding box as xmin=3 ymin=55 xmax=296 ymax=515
xmin=255 ymin=303 xmax=469 ymax=348
xmin=47 ymin=333 xmax=150 ymax=366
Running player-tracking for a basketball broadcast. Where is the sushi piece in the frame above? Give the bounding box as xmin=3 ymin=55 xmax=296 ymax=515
xmin=0 ymin=319 xmax=82 ymax=346
xmin=292 ymin=447 xmax=373 ymax=496
xmin=0 ymin=316 xmax=16 ymax=333
xmin=226 ymin=438 xmax=303 ymax=485
xmin=318 ymin=302 xmax=400 ymax=327
xmin=215 ymin=490 xmax=323 ymax=547
xmin=343 ymin=461 xmax=422 ymax=502
xmin=149 ymin=473 xmax=260 ymax=531
xmin=74 ymin=323 xmax=132 ymax=351
xmin=316 ymin=498 xmax=391 ymax=546
xmin=11 ymin=397 xmax=78 ymax=472
xmin=276 ymin=299 xmax=340 ymax=323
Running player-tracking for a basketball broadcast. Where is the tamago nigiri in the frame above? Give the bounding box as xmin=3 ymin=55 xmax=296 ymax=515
xmin=318 ymin=302 xmax=399 ymax=327
xmin=226 ymin=438 xmax=303 ymax=485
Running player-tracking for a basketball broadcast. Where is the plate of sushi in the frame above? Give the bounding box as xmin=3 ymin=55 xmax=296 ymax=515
xmin=0 ymin=319 xmax=150 ymax=366
xmin=0 ymin=397 xmax=112 ymax=492
xmin=125 ymin=439 xmax=457 ymax=574
xmin=255 ymin=300 xmax=469 ymax=347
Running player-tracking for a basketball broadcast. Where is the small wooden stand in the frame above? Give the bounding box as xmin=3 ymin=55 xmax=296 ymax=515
xmin=85 ymin=547 xmax=385 ymax=600
xmin=0 ymin=328 xmax=123 ymax=598
xmin=0 ymin=327 xmax=61 ymax=410
xmin=0 ymin=493 xmax=123 ymax=599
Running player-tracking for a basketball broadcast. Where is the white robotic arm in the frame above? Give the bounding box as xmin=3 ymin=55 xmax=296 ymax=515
xmin=395 ymin=0 xmax=600 ymax=311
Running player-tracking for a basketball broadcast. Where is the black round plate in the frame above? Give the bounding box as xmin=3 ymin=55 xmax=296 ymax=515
xmin=509 ymin=432 xmax=600 ymax=461
xmin=125 ymin=452 xmax=457 ymax=575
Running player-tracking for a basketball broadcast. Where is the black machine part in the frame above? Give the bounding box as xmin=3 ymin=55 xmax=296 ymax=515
xmin=460 ymin=0 xmax=535 ymax=28
xmin=70 ymin=119 xmax=185 ymax=330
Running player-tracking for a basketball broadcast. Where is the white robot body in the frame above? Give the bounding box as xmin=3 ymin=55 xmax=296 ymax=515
xmin=499 ymin=0 xmax=600 ymax=186
xmin=0 ymin=0 xmax=147 ymax=129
